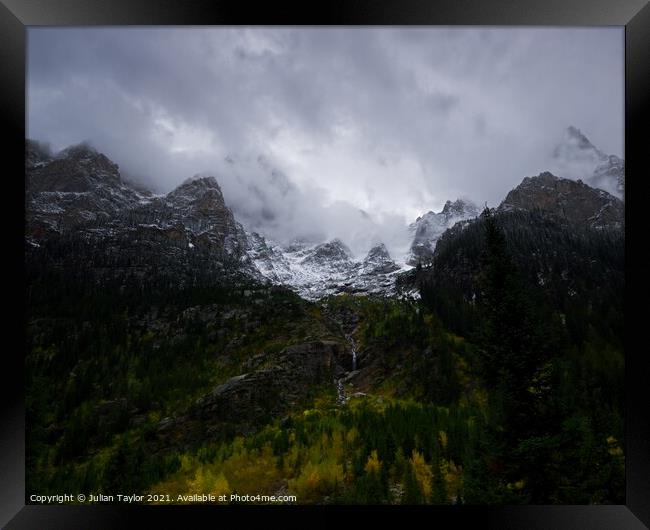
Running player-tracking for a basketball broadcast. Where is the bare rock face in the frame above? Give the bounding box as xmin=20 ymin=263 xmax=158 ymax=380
xmin=499 ymin=171 xmax=624 ymax=231
xmin=127 ymin=176 xmax=250 ymax=260
xmin=408 ymin=199 xmax=479 ymax=266
xmin=198 ymin=340 xmax=347 ymax=418
xmin=29 ymin=143 xmax=121 ymax=192
xmin=26 ymin=141 xmax=145 ymax=238
xmin=25 ymin=142 xmax=260 ymax=284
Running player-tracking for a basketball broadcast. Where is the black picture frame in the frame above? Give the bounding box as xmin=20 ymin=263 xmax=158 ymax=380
xmin=2 ymin=1 xmax=648 ymax=528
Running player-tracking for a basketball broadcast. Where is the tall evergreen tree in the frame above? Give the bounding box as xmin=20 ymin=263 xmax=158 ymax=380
xmin=473 ymin=208 xmax=560 ymax=499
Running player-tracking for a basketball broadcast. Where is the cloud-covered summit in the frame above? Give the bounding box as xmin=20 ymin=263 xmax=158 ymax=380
xmin=27 ymin=27 xmax=624 ymax=256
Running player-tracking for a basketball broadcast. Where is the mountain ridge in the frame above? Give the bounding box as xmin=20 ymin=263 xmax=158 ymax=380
xmin=25 ymin=132 xmax=624 ymax=301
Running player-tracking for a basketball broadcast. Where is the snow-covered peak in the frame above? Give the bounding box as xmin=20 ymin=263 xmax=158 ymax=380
xmin=365 ymin=242 xmax=391 ymax=262
xmin=407 ymin=197 xmax=480 ymax=265
xmin=441 ymin=198 xmax=479 ymax=218
xmin=241 ymin=230 xmax=404 ymax=300
xmin=550 ymin=126 xmax=624 ymax=199
xmin=361 ymin=243 xmax=399 ymax=275
xmin=303 ymin=239 xmax=353 ymax=266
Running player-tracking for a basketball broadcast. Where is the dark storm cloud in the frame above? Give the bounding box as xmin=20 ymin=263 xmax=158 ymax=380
xmin=27 ymin=27 xmax=624 ymax=258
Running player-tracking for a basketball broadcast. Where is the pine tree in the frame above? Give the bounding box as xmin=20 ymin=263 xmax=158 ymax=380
xmin=402 ymin=462 xmax=425 ymax=504
xmin=475 ymin=207 xmax=551 ymax=425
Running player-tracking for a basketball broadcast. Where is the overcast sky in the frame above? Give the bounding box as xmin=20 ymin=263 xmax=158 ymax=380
xmin=27 ymin=27 xmax=624 ymax=256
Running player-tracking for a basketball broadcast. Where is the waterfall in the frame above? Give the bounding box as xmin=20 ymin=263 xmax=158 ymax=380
xmin=333 ymin=328 xmax=359 ymax=406
xmin=335 ymin=378 xmax=346 ymax=405
xmin=345 ymin=333 xmax=358 ymax=371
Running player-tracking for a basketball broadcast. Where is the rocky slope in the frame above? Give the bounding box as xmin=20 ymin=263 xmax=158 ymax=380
xmin=499 ymin=171 xmax=624 ymax=230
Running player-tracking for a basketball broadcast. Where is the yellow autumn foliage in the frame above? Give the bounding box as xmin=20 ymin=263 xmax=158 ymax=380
xmin=221 ymin=443 xmax=281 ymax=494
xmin=365 ymin=449 xmax=381 ymax=475
xmin=410 ymin=450 xmax=432 ymax=502
xmin=346 ymin=427 xmax=359 ymax=445
xmin=439 ymin=459 xmax=462 ymax=499
xmin=287 ymin=459 xmax=344 ymax=503
xmin=188 ymin=467 xmax=231 ymax=497
xmin=606 ymin=436 xmax=624 ymax=457
xmin=438 ymin=430 xmax=448 ymax=449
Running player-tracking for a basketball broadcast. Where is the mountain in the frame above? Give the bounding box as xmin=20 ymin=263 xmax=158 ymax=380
xmin=245 ymin=230 xmax=294 ymax=284
xmin=126 ymin=175 xmax=251 ymax=260
xmin=246 ymin=237 xmax=404 ymax=300
xmin=26 ymin=142 xmax=260 ymax=288
xmin=360 ymin=242 xmax=400 ymax=275
xmin=25 ymin=139 xmax=625 ymax=506
xmin=30 ymin=139 xmax=624 ymax=304
xmin=302 ymin=238 xmax=354 ymax=272
xmin=26 ymin=140 xmax=147 ymax=239
xmin=412 ymin=168 xmax=625 ymax=337
xmin=407 ymin=199 xmax=479 ymax=266
xmin=551 ymin=126 xmax=624 ymax=199
xmin=499 ymin=171 xmax=624 ymax=231
xmin=25 ymin=141 xmax=408 ymax=299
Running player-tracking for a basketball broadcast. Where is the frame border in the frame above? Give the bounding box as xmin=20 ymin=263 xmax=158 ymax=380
xmin=2 ymin=1 xmax=648 ymax=528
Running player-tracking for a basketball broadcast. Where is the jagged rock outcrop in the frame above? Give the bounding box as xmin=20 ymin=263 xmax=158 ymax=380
xmin=302 ymin=239 xmax=354 ymax=271
xmin=26 ymin=141 xmax=146 ymax=239
xmin=25 ymin=142 xmax=261 ymax=287
xmin=407 ymin=199 xmax=479 ymax=266
xmin=499 ymin=171 xmax=624 ymax=230
xmin=124 ymin=175 xmax=251 ymax=260
xmin=361 ymin=243 xmax=400 ymax=275
xmin=245 ymin=231 xmax=294 ymax=283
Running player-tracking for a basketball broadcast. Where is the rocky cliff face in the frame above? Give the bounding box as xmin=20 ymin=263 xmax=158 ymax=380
xmin=499 ymin=171 xmax=624 ymax=230
xmin=407 ymin=199 xmax=479 ymax=266
xmin=26 ymin=141 xmax=146 ymax=239
xmin=123 ymin=175 xmax=251 ymax=261
xmin=26 ymin=141 xmax=260 ymax=286
xmin=360 ymin=243 xmax=400 ymax=275
xmin=590 ymin=154 xmax=625 ymax=199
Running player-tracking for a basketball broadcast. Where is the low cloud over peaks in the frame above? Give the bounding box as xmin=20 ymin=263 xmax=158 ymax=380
xmin=27 ymin=27 xmax=624 ymax=252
